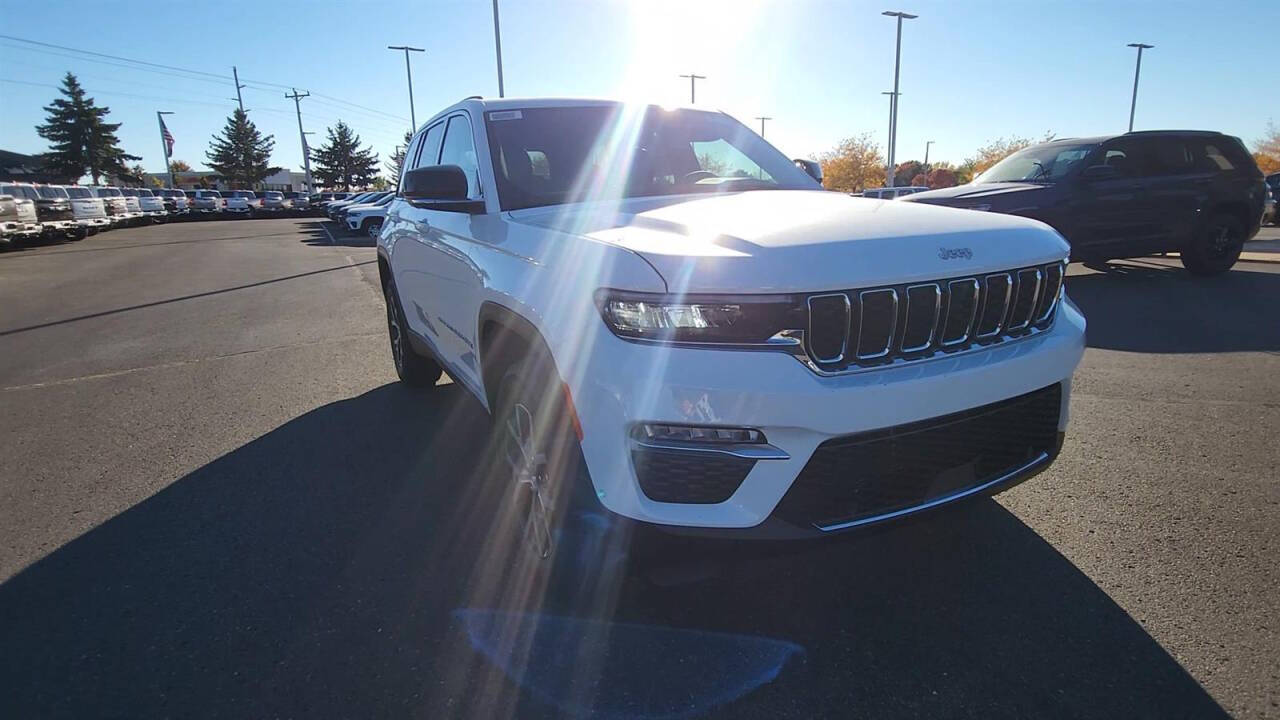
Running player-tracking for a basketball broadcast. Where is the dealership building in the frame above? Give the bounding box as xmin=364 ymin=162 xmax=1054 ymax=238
xmin=142 ymin=168 xmax=310 ymax=192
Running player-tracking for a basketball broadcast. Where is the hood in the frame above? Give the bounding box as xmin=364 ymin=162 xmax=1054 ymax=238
xmin=901 ymin=182 xmax=1049 ymax=204
xmin=344 ymin=203 xmax=387 ymax=214
xmin=509 ymin=190 xmax=1068 ymax=294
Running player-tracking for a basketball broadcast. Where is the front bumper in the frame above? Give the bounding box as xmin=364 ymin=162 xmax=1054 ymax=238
xmin=571 ymin=296 xmax=1087 ymax=534
xmin=77 ymin=217 xmax=111 ymax=228
xmin=41 ymin=220 xmax=80 ymax=233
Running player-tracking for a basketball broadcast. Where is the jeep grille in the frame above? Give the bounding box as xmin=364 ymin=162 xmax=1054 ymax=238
xmin=803 ymin=262 xmax=1064 ymax=374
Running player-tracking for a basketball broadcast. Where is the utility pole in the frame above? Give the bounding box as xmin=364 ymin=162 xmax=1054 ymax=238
xmin=882 ymin=10 xmax=917 ymax=187
xmin=754 ymin=116 xmax=773 ymax=139
xmin=492 ymin=0 xmax=505 ymax=97
xmin=679 ymin=73 xmax=706 ymax=104
xmin=387 ymin=45 xmax=425 ymax=132
xmin=285 ymin=89 xmax=314 ymax=192
xmin=232 ymin=66 xmax=246 ymax=113
xmin=156 ymin=111 xmax=175 ymax=188
xmin=924 ymin=140 xmax=934 ymax=168
xmin=1127 ymin=43 xmax=1153 ymax=132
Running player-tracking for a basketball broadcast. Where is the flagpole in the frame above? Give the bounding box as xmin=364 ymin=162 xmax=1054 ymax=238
xmin=157 ymin=111 xmax=175 ymax=188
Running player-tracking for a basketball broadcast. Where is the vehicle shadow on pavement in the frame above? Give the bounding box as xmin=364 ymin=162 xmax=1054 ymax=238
xmin=1066 ymin=261 xmax=1280 ymax=353
xmin=0 ymin=383 xmax=1227 ymax=719
xmin=299 ymin=221 xmax=376 ymax=248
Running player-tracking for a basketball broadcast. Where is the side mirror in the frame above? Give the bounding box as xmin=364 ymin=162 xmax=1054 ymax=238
xmin=1080 ymin=164 xmax=1120 ymax=181
xmin=403 ymin=165 xmax=484 ymax=213
xmin=793 ymin=158 xmax=823 ymax=185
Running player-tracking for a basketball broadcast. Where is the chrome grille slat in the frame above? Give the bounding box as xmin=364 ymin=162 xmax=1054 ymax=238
xmin=806 ymin=293 xmax=851 ymax=364
xmin=1007 ymin=268 xmax=1042 ymax=332
xmin=854 ymin=288 xmax=898 ymax=360
xmin=805 ymin=262 xmax=1063 ymax=375
xmin=901 ymin=283 xmax=942 ymax=353
xmin=941 ymin=278 xmax=981 ymax=347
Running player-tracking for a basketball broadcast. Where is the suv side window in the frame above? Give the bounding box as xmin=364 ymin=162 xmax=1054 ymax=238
xmin=1147 ymin=138 xmax=1195 ymax=177
xmin=413 ymin=122 xmax=445 ymax=170
xmin=1097 ymin=140 xmax=1155 ymax=178
xmin=439 ymin=115 xmax=481 ymax=199
xmin=1196 ymin=142 xmax=1236 ymax=172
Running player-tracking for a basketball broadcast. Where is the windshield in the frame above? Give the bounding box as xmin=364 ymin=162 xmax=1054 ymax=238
xmin=65 ymin=187 xmax=91 ymax=198
xmin=120 ymin=189 xmax=139 ymax=196
xmin=37 ymin=186 xmax=70 ymax=199
xmin=97 ymin=187 xmax=122 ymax=197
xmin=484 ymin=105 xmax=817 ymax=211
xmin=202 ymin=191 xmax=222 ymax=198
xmin=138 ymin=189 xmax=154 ymax=197
xmin=2 ymin=184 xmax=38 ymax=200
xmin=976 ymin=142 xmax=1097 ymax=183
xmin=265 ymin=192 xmax=282 ymax=199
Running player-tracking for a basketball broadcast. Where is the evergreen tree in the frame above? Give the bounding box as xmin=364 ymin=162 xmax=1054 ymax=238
xmin=312 ymin=121 xmax=380 ymax=190
xmin=385 ymin=129 xmax=413 ymax=184
xmin=205 ymin=109 xmax=280 ymax=189
xmin=36 ymin=72 xmax=140 ymax=183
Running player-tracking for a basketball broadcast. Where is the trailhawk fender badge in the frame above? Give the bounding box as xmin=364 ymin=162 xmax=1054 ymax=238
xmin=938 ymin=247 xmax=974 ymax=260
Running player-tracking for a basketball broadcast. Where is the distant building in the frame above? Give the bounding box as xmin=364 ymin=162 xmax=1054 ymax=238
xmin=0 ymin=149 xmax=62 ymax=183
xmin=141 ymin=168 xmax=310 ymax=192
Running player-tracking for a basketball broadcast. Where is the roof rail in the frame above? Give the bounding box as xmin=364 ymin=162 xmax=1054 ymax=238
xmin=1124 ymin=129 xmax=1220 ymax=136
xmin=464 ymin=95 xmax=483 ymax=101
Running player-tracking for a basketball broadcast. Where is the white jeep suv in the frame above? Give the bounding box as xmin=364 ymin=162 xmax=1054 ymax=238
xmin=379 ymin=98 xmax=1085 ymax=567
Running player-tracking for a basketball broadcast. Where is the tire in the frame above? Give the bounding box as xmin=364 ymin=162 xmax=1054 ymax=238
xmin=383 ymin=277 xmax=443 ymax=386
xmin=478 ymin=342 xmax=634 ymax=612
xmin=69 ymin=227 xmax=88 ymax=241
xmin=363 ymin=218 xmax=382 ymax=240
xmin=1181 ymin=213 xmax=1245 ymax=276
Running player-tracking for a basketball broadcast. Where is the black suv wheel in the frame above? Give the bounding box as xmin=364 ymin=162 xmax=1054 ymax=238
xmin=383 ymin=277 xmax=443 ymax=386
xmin=1181 ymin=213 xmax=1244 ymax=276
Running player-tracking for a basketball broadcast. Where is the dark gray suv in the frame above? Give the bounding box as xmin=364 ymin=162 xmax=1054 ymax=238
xmin=905 ymin=130 xmax=1267 ymax=275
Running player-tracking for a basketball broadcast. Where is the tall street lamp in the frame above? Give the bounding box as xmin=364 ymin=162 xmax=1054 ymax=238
xmin=387 ymin=45 xmax=425 ymax=133
xmin=1127 ymin=43 xmax=1153 ymax=132
xmin=924 ymin=140 xmax=934 ymax=168
xmin=882 ymin=10 xmax=917 ymax=187
xmin=492 ymin=0 xmax=505 ymax=97
xmin=882 ymin=91 xmax=899 ymax=187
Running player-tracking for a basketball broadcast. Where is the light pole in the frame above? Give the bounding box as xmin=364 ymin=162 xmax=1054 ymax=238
xmin=492 ymin=0 xmax=505 ymax=97
xmin=679 ymin=73 xmax=706 ymax=104
xmin=1127 ymin=43 xmax=1153 ymax=132
xmin=924 ymin=140 xmax=934 ymax=168
xmin=882 ymin=91 xmax=899 ymax=186
xmin=754 ymin=116 xmax=773 ymax=139
xmin=387 ymin=45 xmax=425 ymax=133
xmin=882 ymin=10 xmax=917 ymax=187
xmin=156 ymin=111 xmax=174 ymax=188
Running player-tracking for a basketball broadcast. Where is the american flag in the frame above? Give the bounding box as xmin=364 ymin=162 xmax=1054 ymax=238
xmin=160 ymin=117 xmax=174 ymax=157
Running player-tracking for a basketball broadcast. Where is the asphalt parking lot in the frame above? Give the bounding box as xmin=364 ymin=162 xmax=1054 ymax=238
xmin=1 ymin=218 xmax=1277 ymax=718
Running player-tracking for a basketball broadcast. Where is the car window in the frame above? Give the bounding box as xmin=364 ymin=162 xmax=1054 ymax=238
xmin=439 ymin=115 xmax=481 ymax=199
xmin=1147 ymin=139 xmax=1195 ymax=176
xmin=65 ymin=187 xmax=90 ymax=198
xmin=413 ymin=122 xmax=446 ymax=171
xmin=1198 ymin=143 xmax=1235 ymax=172
xmin=691 ymin=138 xmax=775 ymax=182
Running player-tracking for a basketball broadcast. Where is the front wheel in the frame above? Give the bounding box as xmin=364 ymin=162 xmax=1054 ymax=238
xmin=364 ymin=219 xmax=382 ymax=240
xmin=383 ymin=277 xmax=443 ymax=386
xmin=1181 ymin=213 xmax=1244 ymax=276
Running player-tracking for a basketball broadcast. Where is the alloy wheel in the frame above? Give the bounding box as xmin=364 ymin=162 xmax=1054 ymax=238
xmin=367 ymin=222 xmax=382 ymax=240
xmin=505 ymin=401 xmax=553 ymax=560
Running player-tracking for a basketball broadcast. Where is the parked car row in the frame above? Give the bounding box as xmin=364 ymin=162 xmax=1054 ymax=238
xmin=0 ymin=182 xmax=154 ymax=246
xmin=319 ymin=191 xmax=395 ymax=239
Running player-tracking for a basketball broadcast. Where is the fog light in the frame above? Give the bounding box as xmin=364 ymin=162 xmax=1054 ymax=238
xmin=637 ymin=424 xmax=764 ymax=444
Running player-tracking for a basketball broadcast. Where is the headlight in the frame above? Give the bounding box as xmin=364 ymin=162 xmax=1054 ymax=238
xmin=595 ymin=290 xmax=805 ymax=345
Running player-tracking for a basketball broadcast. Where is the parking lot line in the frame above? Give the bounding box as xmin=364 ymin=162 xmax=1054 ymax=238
xmin=320 ymin=221 xmax=337 ymax=246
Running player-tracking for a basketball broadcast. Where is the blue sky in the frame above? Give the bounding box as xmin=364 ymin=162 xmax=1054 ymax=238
xmin=1 ymin=0 xmax=1276 ymax=176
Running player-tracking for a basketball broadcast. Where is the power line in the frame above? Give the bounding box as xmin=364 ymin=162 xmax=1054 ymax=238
xmin=0 ymin=35 xmax=409 ymax=124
